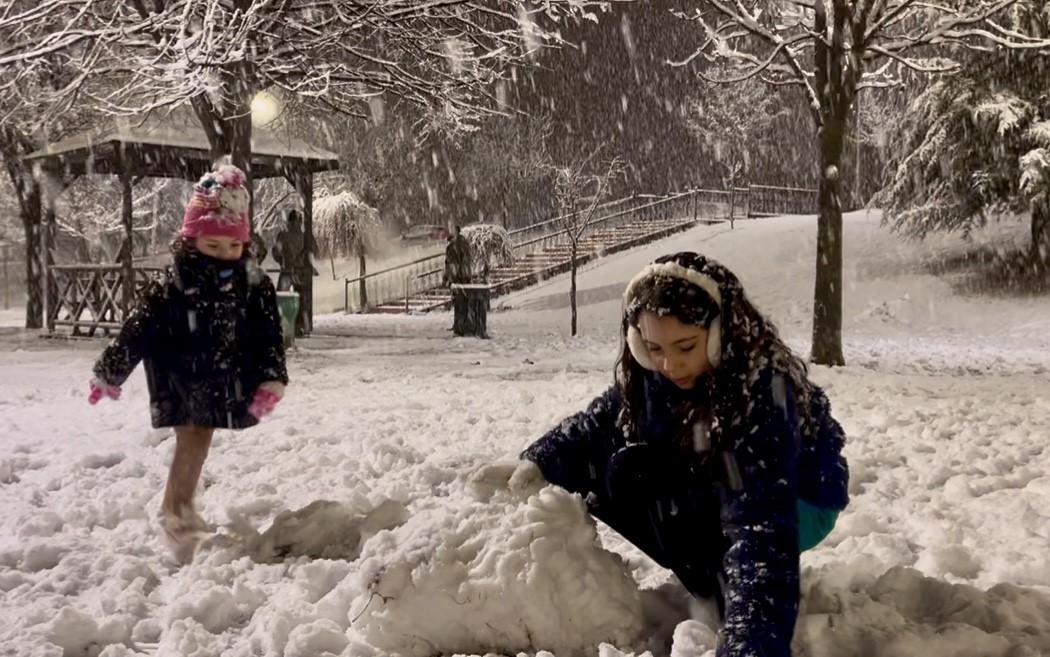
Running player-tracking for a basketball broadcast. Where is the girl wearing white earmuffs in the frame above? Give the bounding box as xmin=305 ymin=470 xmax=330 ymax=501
xmin=518 ymin=251 xmax=850 ymax=657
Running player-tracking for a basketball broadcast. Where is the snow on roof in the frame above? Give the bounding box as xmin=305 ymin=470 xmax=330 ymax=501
xmin=24 ymin=106 xmax=339 ymax=179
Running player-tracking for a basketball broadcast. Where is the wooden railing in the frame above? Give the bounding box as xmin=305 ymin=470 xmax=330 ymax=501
xmin=47 ymin=265 xmax=165 ymax=336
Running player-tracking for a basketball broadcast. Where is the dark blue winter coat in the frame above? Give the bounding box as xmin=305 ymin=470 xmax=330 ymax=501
xmin=522 ymin=369 xmax=849 ymax=657
xmin=93 ymin=251 xmax=288 ymax=430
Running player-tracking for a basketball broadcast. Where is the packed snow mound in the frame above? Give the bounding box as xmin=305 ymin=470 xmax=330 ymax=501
xmin=796 ymin=566 xmax=1050 ymax=657
xmin=349 ymin=483 xmax=647 ymax=657
xmin=197 ymin=499 xmax=410 ymax=564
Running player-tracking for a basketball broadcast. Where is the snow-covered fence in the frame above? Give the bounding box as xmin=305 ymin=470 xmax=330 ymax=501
xmin=343 ymin=253 xmax=446 ymax=314
xmin=46 ymin=265 xmax=165 ymax=336
xmin=342 ymin=193 xmax=680 ymax=312
xmin=747 ymin=185 xmax=818 ymax=217
xmin=341 ymin=189 xmax=725 ymax=313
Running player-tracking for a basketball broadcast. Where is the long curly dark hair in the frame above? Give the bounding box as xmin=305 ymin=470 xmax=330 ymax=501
xmin=616 ymin=252 xmax=815 ymax=454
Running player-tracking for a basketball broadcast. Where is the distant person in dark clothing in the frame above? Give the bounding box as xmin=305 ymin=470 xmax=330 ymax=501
xmin=444 ymin=225 xmax=474 ymax=335
xmin=272 ymin=209 xmax=318 ymax=292
xmin=272 ymin=209 xmax=318 ymax=335
xmin=443 ymin=225 xmax=473 ymax=287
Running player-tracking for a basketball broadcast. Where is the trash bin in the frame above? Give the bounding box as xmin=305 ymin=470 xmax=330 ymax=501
xmin=451 ymin=284 xmax=490 ymax=338
xmin=275 ymin=291 xmax=300 ymax=349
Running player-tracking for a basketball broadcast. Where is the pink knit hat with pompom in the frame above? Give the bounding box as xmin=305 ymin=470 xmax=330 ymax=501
xmin=180 ymin=164 xmax=250 ymax=242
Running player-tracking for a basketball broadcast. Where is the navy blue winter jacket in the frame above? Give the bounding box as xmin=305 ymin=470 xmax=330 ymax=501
xmin=522 ymin=369 xmax=849 ymax=657
xmin=93 ymin=252 xmax=288 ymax=430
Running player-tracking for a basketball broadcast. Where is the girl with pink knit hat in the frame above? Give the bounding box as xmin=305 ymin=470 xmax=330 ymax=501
xmin=89 ymin=164 xmax=289 ymax=564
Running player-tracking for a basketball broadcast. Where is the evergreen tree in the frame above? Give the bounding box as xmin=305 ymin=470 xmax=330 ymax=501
xmin=878 ymin=4 xmax=1050 ymax=266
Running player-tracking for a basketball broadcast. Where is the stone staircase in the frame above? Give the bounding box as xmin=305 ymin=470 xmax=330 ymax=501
xmin=373 ymin=214 xmax=719 ymax=314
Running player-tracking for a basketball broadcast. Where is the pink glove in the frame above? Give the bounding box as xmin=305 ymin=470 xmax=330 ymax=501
xmin=88 ymin=379 xmax=121 ymax=405
xmin=248 ymin=388 xmax=282 ymax=419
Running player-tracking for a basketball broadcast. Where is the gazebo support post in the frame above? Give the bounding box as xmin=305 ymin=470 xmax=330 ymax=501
xmin=293 ymin=170 xmax=314 ymax=337
xmin=116 ymin=151 xmax=135 ymax=320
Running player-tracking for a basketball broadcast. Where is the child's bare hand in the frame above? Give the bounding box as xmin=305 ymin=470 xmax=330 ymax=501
xmin=467 ymin=460 xmax=545 ymax=500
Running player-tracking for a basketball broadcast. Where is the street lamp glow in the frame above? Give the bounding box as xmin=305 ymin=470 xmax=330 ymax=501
xmin=251 ymin=92 xmax=280 ymax=126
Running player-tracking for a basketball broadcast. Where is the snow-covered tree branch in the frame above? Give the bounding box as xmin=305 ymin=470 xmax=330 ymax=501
xmin=462 ymin=223 xmax=514 ymax=282
xmin=687 ymin=67 xmax=785 ymax=191
xmin=0 ymin=0 xmax=616 ymax=141
xmin=672 ymin=0 xmax=1050 ymax=366
xmin=877 ymin=2 xmax=1050 ymax=270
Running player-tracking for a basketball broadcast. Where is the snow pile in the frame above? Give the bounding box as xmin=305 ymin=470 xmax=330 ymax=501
xmin=45 ymin=606 xmax=134 ymax=656
xmin=199 ymin=498 xmax=410 ymax=564
xmin=349 ymin=480 xmax=647 ymax=657
xmin=797 ymin=565 xmax=1050 ymax=657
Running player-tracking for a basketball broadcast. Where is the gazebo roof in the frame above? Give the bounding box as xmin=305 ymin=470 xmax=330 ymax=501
xmin=23 ymin=106 xmax=340 ymax=180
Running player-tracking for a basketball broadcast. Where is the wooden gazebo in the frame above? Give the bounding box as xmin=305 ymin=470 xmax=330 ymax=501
xmin=23 ymin=106 xmax=339 ymax=337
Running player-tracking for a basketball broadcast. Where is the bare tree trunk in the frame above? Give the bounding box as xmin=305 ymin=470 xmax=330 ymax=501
xmin=2 ymin=142 xmax=44 ymax=328
xmin=118 ymin=167 xmax=134 ymax=319
xmin=190 ymin=69 xmax=255 ymax=224
xmin=358 ymin=251 xmax=368 ymax=310
xmin=19 ymin=181 xmax=44 ymax=329
xmin=810 ymin=0 xmax=847 ymax=367
xmin=570 ymin=240 xmax=578 ymax=337
xmin=41 ymin=202 xmax=56 ymax=331
xmin=1032 ymin=195 xmax=1050 ymax=271
xmin=811 ymin=114 xmax=847 ymax=367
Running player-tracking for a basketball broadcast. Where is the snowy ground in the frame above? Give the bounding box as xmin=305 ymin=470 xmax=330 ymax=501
xmin=2 ymin=211 xmax=1049 ymax=657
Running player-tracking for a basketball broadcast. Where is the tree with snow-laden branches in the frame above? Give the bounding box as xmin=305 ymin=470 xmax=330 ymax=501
xmin=0 ymin=0 xmax=616 ymax=176
xmin=0 ymin=3 xmax=107 ymax=327
xmin=456 ymin=114 xmax=556 ymax=230
xmin=462 ymin=223 xmax=515 ymax=283
xmin=877 ymin=2 xmax=1050 ymax=270
xmin=313 ymin=191 xmax=381 ymax=308
xmin=673 ymin=0 xmax=1050 ymax=365
xmin=0 ymin=0 xmax=613 ymax=325
xmin=687 ymin=65 xmax=785 ymax=194
xmin=550 ymin=152 xmax=625 ymax=337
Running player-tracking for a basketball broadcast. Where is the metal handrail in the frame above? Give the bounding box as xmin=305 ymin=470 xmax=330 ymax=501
xmin=399 ymin=191 xmax=702 ymax=288
xmin=749 ymin=184 xmax=818 ymax=194
xmin=341 ymin=185 xmax=799 ymax=313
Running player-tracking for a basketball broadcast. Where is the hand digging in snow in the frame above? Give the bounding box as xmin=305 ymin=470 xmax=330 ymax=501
xmin=467 ymin=460 xmax=546 ymax=501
